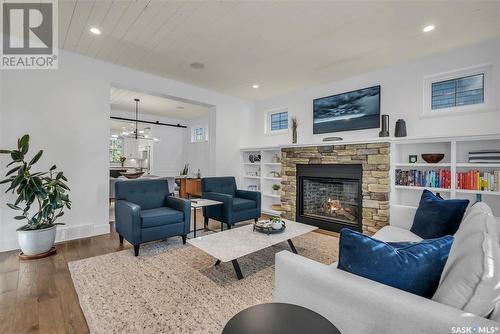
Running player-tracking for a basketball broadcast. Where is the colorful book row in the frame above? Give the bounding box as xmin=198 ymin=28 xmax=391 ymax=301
xmin=457 ymin=170 xmax=500 ymax=191
xmin=395 ymin=169 xmax=451 ymax=189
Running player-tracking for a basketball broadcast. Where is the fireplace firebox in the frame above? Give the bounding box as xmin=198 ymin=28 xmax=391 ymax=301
xmin=296 ymin=164 xmax=362 ymax=232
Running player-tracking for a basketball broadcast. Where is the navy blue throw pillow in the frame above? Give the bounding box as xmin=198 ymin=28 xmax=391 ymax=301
xmin=337 ymin=228 xmax=453 ymax=298
xmin=410 ymin=190 xmax=469 ymax=239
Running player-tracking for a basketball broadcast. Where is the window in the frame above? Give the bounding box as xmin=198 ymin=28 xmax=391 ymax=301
xmin=266 ymin=109 xmax=289 ymax=134
xmin=192 ymin=127 xmax=205 ymax=142
xmin=271 ymin=111 xmax=288 ymax=131
xmin=109 ymin=137 xmax=123 ymax=163
xmin=422 ymin=64 xmax=493 ymax=118
xmin=431 ymin=74 xmax=484 ymax=110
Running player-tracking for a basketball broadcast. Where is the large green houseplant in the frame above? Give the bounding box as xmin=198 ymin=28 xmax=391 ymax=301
xmin=0 ymin=135 xmax=71 ymax=255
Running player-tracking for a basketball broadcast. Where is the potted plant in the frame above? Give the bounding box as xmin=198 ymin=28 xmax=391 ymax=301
xmin=0 ymin=135 xmax=71 ymax=256
xmin=272 ymin=183 xmax=281 ymax=195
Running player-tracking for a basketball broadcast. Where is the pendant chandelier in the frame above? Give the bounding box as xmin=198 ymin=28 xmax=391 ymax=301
xmin=120 ymin=98 xmax=159 ymax=142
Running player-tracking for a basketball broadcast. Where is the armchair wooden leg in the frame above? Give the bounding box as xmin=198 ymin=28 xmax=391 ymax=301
xmin=134 ymin=245 xmax=140 ymax=256
xmin=119 ymin=235 xmax=124 ymax=244
xmin=254 ymin=218 xmax=258 ymax=223
xmin=181 ymin=235 xmax=187 ymax=244
xmin=204 ymin=216 xmax=209 ymax=229
xmin=227 ymin=224 xmax=232 ymax=230
xmin=221 ymin=222 xmax=223 ymax=231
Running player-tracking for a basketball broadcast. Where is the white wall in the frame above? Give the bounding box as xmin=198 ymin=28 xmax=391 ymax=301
xmin=244 ymin=39 xmax=500 ymax=148
xmin=0 ymin=50 xmax=253 ymax=252
xmin=183 ymin=114 xmax=211 ymax=177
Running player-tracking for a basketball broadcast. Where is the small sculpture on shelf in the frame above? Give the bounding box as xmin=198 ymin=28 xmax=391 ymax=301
xmin=272 ymin=154 xmax=281 ymax=163
xmin=269 ymin=170 xmax=281 ymax=178
xmin=249 ymin=154 xmax=261 ymax=163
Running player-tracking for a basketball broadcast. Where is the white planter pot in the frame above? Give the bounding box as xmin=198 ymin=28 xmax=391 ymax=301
xmin=17 ymin=225 xmax=57 ymax=255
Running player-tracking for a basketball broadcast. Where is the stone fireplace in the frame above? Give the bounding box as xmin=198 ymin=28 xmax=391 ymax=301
xmin=297 ymin=164 xmax=362 ymax=232
xmin=281 ymin=142 xmax=390 ymax=235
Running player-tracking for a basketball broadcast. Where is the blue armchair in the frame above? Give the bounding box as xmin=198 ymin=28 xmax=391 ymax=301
xmin=114 ymin=179 xmax=191 ymax=256
xmin=201 ymin=177 xmax=261 ymax=230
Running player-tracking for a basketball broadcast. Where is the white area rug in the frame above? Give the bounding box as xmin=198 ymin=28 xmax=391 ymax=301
xmin=69 ymin=231 xmax=338 ymax=333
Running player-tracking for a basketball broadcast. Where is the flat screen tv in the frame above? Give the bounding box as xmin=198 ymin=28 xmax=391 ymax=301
xmin=313 ymin=85 xmax=380 ymax=134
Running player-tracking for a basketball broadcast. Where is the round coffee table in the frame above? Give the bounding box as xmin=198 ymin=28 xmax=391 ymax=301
xmin=222 ymin=303 xmax=341 ymax=334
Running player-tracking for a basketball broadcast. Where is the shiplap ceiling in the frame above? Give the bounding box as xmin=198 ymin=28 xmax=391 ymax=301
xmin=61 ymin=0 xmax=500 ymax=100
xmin=110 ymin=87 xmax=210 ymax=120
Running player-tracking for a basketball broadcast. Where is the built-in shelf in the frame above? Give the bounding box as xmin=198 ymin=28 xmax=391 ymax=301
xmin=455 ymin=189 xmax=500 ymax=196
xmin=456 ymin=163 xmax=500 ymax=168
xmin=395 ymin=163 xmax=451 ymax=167
xmin=263 ymin=193 xmax=281 ymax=198
xmin=262 ymin=208 xmax=281 ymax=216
xmin=393 ymin=135 xmax=500 ymax=216
xmin=395 ymin=185 xmax=451 ymax=193
xmin=241 ymin=146 xmax=282 ymax=216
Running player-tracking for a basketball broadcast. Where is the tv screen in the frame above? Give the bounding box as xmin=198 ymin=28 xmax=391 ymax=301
xmin=313 ymin=85 xmax=380 ymax=134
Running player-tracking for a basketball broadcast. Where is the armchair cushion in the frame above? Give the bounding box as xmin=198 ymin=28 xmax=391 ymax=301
xmin=233 ymin=197 xmax=256 ymax=211
xmin=201 ymin=177 xmax=236 ymax=196
xmin=140 ymin=207 xmax=184 ymax=228
xmin=115 ymin=179 xmax=169 ymax=210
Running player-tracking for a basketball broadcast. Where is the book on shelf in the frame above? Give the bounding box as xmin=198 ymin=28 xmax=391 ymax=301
xmin=468 ymin=150 xmax=500 ymax=163
xmin=456 ymin=170 xmax=500 ymax=192
xmin=395 ymin=169 xmax=451 ymax=189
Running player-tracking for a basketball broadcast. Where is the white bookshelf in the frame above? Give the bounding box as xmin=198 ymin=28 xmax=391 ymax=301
xmin=391 ymin=134 xmax=500 ymax=216
xmin=240 ymin=146 xmax=282 ymax=216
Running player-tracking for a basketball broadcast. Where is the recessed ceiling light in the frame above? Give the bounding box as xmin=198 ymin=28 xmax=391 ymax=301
xmin=190 ymin=62 xmax=205 ymax=69
xmin=252 ymin=84 xmax=259 ymax=89
xmin=423 ymin=25 xmax=435 ymax=33
xmin=90 ymin=27 xmax=101 ymax=35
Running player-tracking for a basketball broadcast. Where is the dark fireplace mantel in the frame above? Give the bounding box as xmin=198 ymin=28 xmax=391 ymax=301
xmin=296 ymin=164 xmax=362 ymax=232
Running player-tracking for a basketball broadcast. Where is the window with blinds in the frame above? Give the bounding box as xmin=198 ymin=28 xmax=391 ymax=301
xmin=431 ymin=73 xmax=484 ymax=110
xmin=270 ymin=111 xmax=288 ymax=131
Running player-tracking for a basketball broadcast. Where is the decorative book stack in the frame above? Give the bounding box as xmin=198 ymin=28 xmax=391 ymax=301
xmin=468 ymin=150 xmax=500 ymax=163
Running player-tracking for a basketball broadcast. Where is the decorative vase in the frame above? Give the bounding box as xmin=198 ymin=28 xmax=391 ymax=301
xmin=292 ymin=129 xmax=297 ymax=144
xmin=17 ymin=225 xmax=57 ymax=256
xmin=395 ymin=119 xmax=407 ymax=137
xmin=379 ymin=114 xmax=390 ymax=137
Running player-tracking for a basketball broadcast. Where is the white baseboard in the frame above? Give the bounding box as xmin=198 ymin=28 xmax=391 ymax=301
xmin=0 ymin=223 xmax=111 ymax=253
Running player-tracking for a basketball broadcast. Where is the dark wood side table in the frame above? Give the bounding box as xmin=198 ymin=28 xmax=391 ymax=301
xmin=222 ymin=303 xmax=341 ymax=334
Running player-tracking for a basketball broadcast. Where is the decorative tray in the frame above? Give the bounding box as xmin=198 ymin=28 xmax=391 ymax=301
xmin=253 ymin=220 xmax=286 ymax=234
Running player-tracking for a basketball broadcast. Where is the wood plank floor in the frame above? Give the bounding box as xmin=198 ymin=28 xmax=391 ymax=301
xmin=0 ymin=223 xmax=126 ymax=334
xmin=0 ymin=212 xmax=327 ymax=333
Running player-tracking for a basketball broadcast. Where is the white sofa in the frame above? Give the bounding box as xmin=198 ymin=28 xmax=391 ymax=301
xmin=273 ymin=204 xmax=499 ymax=334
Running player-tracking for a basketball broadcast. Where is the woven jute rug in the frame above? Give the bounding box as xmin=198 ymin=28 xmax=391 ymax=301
xmin=69 ymin=229 xmax=338 ymax=334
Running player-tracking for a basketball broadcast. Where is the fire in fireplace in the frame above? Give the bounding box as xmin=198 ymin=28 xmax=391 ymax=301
xmin=296 ymin=164 xmax=362 ymax=232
